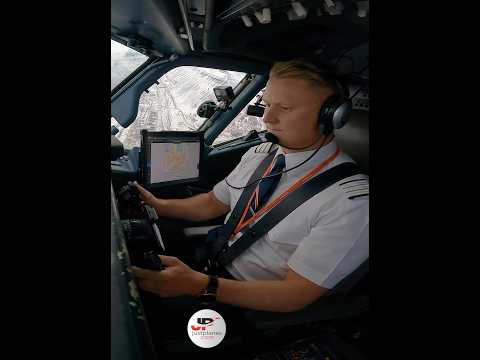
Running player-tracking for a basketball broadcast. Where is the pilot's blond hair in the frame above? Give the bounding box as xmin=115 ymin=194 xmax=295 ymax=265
xmin=269 ymin=59 xmax=340 ymax=95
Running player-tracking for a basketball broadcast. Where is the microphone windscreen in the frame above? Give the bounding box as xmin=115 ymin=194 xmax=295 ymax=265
xmin=264 ymin=132 xmax=279 ymax=144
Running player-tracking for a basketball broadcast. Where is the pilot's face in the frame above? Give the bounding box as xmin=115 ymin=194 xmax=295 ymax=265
xmin=262 ymin=76 xmax=333 ymax=150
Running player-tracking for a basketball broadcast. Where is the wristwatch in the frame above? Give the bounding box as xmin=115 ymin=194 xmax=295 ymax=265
xmin=199 ymin=275 xmax=218 ymax=303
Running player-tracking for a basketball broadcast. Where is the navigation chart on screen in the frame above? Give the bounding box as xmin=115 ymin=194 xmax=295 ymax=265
xmin=150 ymin=142 xmax=199 ymax=184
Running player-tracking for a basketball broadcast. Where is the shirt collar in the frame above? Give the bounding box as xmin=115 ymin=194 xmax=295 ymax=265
xmin=276 ymin=140 xmax=339 ymax=176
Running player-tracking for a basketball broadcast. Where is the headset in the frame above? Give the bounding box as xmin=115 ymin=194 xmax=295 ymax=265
xmin=262 ymin=67 xmax=352 ymax=149
xmin=316 ymin=75 xmax=353 ymax=136
xmin=249 ymin=68 xmax=353 ymax=144
xmin=225 ymin=63 xmax=352 ymax=190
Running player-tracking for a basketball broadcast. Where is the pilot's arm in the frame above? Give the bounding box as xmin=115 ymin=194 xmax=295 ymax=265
xmin=132 ymin=144 xmax=252 ymax=221
xmin=134 ymin=182 xmax=230 ymax=221
xmin=130 ymin=188 xmax=368 ymax=312
xmin=210 ymin=269 xmax=329 ymax=312
xmin=131 ymin=257 xmax=327 ymax=312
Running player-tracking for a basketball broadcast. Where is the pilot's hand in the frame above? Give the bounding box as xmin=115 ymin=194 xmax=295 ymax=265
xmin=132 ymin=181 xmax=157 ymax=207
xmin=129 ymin=256 xmax=208 ymax=298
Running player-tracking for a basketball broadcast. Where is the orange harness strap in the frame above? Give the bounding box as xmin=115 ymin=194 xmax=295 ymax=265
xmin=232 ymin=145 xmax=341 ymax=237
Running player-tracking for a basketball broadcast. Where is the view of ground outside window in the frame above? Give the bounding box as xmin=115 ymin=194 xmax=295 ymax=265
xmin=111 ymin=40 xmax=265 ymax=149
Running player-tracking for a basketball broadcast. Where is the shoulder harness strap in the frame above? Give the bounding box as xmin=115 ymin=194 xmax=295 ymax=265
xmin=217 ymin=162 xmax=364 ymax=266
xmin=207 ymin=145 xmax=278 ymax=256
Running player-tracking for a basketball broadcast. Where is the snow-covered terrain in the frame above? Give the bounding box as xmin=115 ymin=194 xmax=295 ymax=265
xmin=111 ymin=40 xmax=265 ymax=148
xmin=112 ymin=60 xmax=265 ymax=149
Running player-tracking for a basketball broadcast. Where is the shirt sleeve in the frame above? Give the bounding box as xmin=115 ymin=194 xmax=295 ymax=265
xmin=212 ymin=147 xmax=257 ymax=207
xmin=287 ymin=194 xmax=369 ymax=289
xmin=212 ymin=178 xmax=230 ymax=206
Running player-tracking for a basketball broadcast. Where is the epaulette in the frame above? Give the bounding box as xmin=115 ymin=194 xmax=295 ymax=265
xmin=337 ymin=175 xmax=370 ymax=200
xmin=254 ymin=142 xmax=275 ymax=153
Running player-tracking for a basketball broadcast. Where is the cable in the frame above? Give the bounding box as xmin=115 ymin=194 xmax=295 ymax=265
xmin=224 ymin=134 xmax=332 ymax=190
xmin=353 ymin=64 xmax=369 ymax=76
xmin=334 ymin=49 xmax=369 ymax=81
xmin=335 ymin=54 xmax=355 ymax=74
xmin=348 ymin=64 xmax=369 ymax=100
xmin=334 ymin=47 xmax=356 ymax=73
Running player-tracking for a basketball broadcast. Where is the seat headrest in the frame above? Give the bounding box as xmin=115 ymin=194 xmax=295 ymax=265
xmin=335 ymin=110 xmax=369 ymax=173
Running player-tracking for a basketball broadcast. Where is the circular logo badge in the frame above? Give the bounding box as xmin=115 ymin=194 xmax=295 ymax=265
xmin=187 ymin=309 xmax=226 ymax=348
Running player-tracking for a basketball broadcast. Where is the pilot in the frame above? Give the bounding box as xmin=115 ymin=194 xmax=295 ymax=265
xmin=130 ymin=59 xmax=369 ymax=316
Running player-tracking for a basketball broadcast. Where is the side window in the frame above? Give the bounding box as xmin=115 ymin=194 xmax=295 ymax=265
xmin=213 ymin=89 xmax=266 ymax=145
xmin=111 ymin=40 xmax=148 ymax=90
xmin=116 ymin=66 xmax=246 ymax=149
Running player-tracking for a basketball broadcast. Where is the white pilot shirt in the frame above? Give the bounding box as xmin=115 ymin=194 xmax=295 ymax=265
xmin=213 ymin=140 xmax=369 ymax=289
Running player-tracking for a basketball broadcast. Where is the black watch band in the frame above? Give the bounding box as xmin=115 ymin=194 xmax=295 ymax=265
xmin=199 ymin=275 xmax=218 ymax=303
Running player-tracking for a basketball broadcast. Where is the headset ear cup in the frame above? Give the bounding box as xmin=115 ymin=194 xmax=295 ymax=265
xmin=318 ymin=95 xmax=340 ymax=135
xmin=319 ymin=97 xmax=353 ymax=134
xmin=332 ymin=99 xmax=352 ymax=130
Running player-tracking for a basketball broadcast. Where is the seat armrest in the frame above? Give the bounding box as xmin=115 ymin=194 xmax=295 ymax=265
xmin=183 ymin=225 xmax=221 ymax=237
xmin=243 ymin=295 xmax=368 ymax=330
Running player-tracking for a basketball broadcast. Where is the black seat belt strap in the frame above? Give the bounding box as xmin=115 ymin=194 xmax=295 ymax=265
xmin=208 ymin=148 xmax=277 ymax=256
xmin=217 ymin=162 xmax=363 ymax=266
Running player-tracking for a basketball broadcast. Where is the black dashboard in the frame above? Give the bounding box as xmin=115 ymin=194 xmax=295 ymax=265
xmin=110 ymin=183 xmax=158 ymax=360
xmin=111 ymin=147 xmax=140 ymax=185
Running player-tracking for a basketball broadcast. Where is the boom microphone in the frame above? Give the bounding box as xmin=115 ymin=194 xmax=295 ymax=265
xmin=224 ymin=133 xmax=332 ymax=190
xmin=264 ymin=132 xmax=279 ymax=144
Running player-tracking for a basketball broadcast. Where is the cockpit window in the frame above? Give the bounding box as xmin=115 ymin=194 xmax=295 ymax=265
xmin=111 ymin=40 xmax=148 ymax=90
xmin=116 ymin=66 xmax=246 ymax=149
xmin=213 ymin=89 xmax=266 ymax=145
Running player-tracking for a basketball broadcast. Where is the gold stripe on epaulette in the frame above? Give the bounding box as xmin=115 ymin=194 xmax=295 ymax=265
xmin=254 ymin=142 xmax=274 ymax=153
